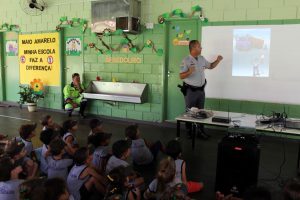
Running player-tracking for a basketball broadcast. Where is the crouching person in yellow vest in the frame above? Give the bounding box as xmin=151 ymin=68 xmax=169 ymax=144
xmin=63 ymin=73 xmax=87 ymax=118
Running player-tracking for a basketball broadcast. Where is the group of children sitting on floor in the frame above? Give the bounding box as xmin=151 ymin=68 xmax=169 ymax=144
xmin=1 ymin=115 xmax=300 ymax=200
xmin=0 ymin=115 xmax=203 ymax=200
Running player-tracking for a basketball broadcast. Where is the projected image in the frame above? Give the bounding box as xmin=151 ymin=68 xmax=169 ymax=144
xmin=232 ymin=29 xmax=271 ymax=77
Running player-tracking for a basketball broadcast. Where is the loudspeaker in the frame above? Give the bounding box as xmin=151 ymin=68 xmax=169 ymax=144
xmin=215 ymin=134 xmax=260 ymax=197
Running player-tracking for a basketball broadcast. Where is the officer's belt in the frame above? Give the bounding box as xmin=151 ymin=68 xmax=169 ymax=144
xmin=183 ymin=79 xmax=207 ymax=91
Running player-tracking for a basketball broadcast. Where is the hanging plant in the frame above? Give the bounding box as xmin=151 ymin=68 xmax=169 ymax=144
xmin=0 ymin=23 xmax=20 ymax=32
xmin=158 ymin=5 xmax=208 ymax=24
xmin=56 ymin=16 xmax=88 ymax=33
xmin=87 ymin=29 xmax=163 ymax=56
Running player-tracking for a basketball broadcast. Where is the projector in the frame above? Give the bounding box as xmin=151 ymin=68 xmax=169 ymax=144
xmin=212 ymin=116 xmax=231 ymax=124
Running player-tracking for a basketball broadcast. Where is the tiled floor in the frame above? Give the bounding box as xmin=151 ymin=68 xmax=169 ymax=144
xmin=0 ymin=105 xmax=299 ymax=200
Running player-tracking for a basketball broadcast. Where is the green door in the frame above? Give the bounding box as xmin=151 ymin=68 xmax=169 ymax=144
xmin=165 ymin=19 xmax=201 ymax=120
xmin=3 ymin=32 xmax=19 ymax=102
xmin=63 ymin=27 xmax=84 ymax=85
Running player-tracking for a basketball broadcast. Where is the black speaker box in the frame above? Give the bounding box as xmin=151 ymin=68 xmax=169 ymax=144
xmin=215 ymin=134 xmax=260 ymax=197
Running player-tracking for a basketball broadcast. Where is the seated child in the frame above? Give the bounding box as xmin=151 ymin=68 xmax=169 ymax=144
xmin=61 ymin=120 xmax=79 ymax=156
xmin=125 ymin=124 xmax=163 ymax=165
xmin=19 ymin=178 xmax=46 ymax=200
xmin=106 ymin=140 xmax=144 ymax=189
xmin=47 ymin=139 xmax=73 ymax=180
xmin=284 ymin=178 xmax=300 ymax=200
xmin=105 ymin=166 xmax=141 ymax=200
xmin=41 ymin=115 xmax=61 ymax=131
xmin=0 ymin=155 xmax=24 ymax=200
xmin=5 ymin=139 xmax=38 ymax=179
xmin=166 ymin=139 xmax=203 ymax=193
xmin=106 ymin=140 xmax=131 ymax=174
xmin=67 ymin=146 xmax=106 ymax=200
xmin=18 ymin=123 xmax=37 ymax=159
xmin=88 ymin=118 xmax=104 ymax=136
xmin=144 ymin=157 xmax=177 ymax=200
xmin=39 ymin=129 xmax=59 ymax=175
xmin=45 ymin=178 xmax=73 ymax=200
xmin=88 ymin=132 xmax=112 ymax=173
xmin=160 ymin=183 xmax=190 ymax=200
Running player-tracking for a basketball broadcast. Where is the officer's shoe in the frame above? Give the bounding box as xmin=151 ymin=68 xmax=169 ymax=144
xmin=68 ymin=110 xmax=73 ymax=117
xmin=80 ymin=113 xmax=86 ymax=119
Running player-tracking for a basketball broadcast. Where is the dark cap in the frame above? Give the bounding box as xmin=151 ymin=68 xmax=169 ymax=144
xmin=19 ymin=123 xmax=37 ymax=140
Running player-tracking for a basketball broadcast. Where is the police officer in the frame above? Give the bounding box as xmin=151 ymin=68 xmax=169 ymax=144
xmin=180 ymin=40 xmax=223 ymax=139
xmin=63 ymin=73 xmax=87 ymax=117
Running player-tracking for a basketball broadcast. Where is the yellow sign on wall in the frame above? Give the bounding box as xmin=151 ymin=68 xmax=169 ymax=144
xmin=19 ymin=32 xmax=60 ymax=86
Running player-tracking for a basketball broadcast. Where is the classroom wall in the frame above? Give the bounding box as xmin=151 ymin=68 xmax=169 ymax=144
xmin=1 ymin=0 xmax=300 ymax=121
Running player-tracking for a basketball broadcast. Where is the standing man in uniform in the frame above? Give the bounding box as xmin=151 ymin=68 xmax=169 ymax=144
xmin=63 ymin=73 xmax=87 ymax=118
xmin=180 ymin=40 xmax=223 ymax=139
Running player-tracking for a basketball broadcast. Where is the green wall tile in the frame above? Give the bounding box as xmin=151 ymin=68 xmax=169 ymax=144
xmin=90 ymin=63 xmax=104 ymax=72
xmin=118 ymin=64 xmax=135 ymax=73
xmin=142 ymin=112 xmax=154 ymax=121
xmin=151 ymin=65 xmax=162 ymax=74
xmin=119 ymin=102 xmax=135 ymax=110
xmin=236 ymin=0 xmax=259 ymax=9
xmin=135 ymin=64 xmax=152 ymax=73
xmin=102 ymin=64 xmax=119 ymax=72
xmin=112 ymin=108 xmax=127 ymax=118
xmin=111 ymin=73 xmax=128 ymax=82
xmin=271 ymin=7 xmax=297 ymax=20
xmin=247 ymin=9 xmax=271 ymax=20
xmin=135 ymin=103 xmax=151 ymax=112
xmin=224 ymin=9 xmax=247 ymax=21
xmin=150 ymin=93 xmax=162 ymax=104
xmin=144 ymin=74 xmax=161 ymax=84
xmin=128 ymin=74 xmax=144 ymax=83
xmin=97 ymin=72 xmax=112 ymax=81
xmin=285 ymin=0 xmax=300 ymax=6
xmin=144 ymin=55 xmax=163 ymax=64
xmin=84 ymin=55 xmax=98 ymax=63
xmin=151 ymin=104 xmax=162 ymax=113
xmin=259 ymin=0 xmax=284 ymax=8
xmin=98 ymin=106 xmax=112 ymax=116
xmin=213 ymin=0 xmax=235 ymax=10
xmin=151 ymin=84 xmax=163 ymax=93
xmin=127 ymin=110 xmax=143 ymax=120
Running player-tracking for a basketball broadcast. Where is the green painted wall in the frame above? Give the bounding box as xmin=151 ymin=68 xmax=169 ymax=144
xmin=1 ymin=0 xmax=300 ymax=121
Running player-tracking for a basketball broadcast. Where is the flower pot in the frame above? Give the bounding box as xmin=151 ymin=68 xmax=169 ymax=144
xmin=27 ymin=103 xmax=37 ymax=112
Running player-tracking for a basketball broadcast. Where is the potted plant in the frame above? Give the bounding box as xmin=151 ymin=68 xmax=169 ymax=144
xmin=18 ymin=79 xmax=44 ymax=112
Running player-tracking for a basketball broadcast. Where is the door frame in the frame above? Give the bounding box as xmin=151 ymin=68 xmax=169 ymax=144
xmin=0 ymin=32 xmax=4 ymax=101
xmin=162 ymin=18 xmax=203 ymax=121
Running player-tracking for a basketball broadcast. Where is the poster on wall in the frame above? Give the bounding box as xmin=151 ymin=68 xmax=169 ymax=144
xmin=19 ymin=32 xmax=60 ymax=86
xmin=6 ymin=40 xmax=18 ymax=56
xmin=172 ymin=25 xmax=191 ymax=46
xmin=65 ymin=37 xmax=82 ymax=56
